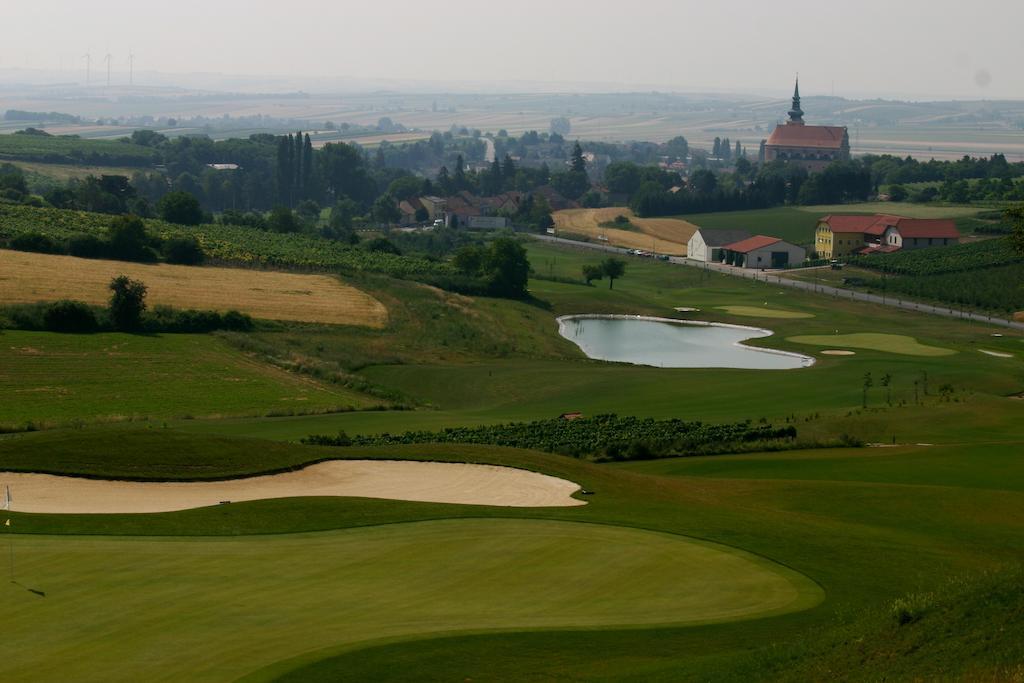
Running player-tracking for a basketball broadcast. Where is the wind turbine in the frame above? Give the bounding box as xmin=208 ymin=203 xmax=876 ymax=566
xmin=82 ymin=52 xmax=91 ymax=87
xmin=104 ymin=53 xmax=112 ymax=87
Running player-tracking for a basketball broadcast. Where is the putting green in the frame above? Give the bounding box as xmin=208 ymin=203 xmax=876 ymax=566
xmin=787 ymin=333 xmax=955 ymax=357
xmin=0 ymin=519 xmax=821 ymax=683
xmin=717 ymin=305 xmax=814 ymax=319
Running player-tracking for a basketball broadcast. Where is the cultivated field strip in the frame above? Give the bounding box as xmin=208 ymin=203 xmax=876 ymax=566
xmin=0 ymin=250 xmax=388 ymax=327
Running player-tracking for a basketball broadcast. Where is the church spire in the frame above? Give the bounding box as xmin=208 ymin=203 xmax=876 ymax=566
xmin=788 ymin=76 xmax=804 ymax=125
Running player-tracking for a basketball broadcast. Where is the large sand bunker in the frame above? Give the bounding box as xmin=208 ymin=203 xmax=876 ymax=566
xmin=0 ymin=460 xmax=585 ymax=514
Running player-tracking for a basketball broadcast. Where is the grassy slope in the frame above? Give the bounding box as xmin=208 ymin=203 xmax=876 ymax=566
xmin=173 ymin=241 xmax=1023 ymax=443
xmin=3 ymin=235 xmax=1024 ymax=680
xmin=0 ymin=330 xmax=376 ymax=427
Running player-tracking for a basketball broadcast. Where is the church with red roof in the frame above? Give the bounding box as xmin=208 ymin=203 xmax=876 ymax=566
xmin=760 ymin=79 xmax=850 ymax=172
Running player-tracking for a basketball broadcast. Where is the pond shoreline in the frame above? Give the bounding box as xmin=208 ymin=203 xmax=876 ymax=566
xmin=556 ymin=314 xmax=816 ymax=369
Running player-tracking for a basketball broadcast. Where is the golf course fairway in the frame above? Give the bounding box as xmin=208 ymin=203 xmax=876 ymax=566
xmin=0 ymin=519 xmax=821 ymax=683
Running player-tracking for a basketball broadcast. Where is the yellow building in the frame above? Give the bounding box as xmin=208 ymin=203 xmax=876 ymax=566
xmin=815 ymin=214 xmax=959 ymax=260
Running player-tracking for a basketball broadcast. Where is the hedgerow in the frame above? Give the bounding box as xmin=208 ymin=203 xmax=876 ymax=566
xmin=303 ymin=414 xmax=799 ymax=461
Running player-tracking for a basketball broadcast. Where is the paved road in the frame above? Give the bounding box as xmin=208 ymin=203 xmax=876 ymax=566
xmin=531 ymin=233 xmax=1024 ymax=332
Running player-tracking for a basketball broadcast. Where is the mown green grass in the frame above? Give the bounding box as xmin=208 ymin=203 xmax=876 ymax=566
xmin=788 ymin=332 xmax=957 ymax=356
xmin=4 ymin=234 xmax=1024 ymax=681
xmin=0 ymin=330 xmax=374 ymax=427
xmin=0 ymin=519 xmax=819 ymax=683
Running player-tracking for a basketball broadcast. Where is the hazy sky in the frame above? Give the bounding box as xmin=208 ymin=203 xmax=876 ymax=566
xmin=4 ymin=0 xmax=1023 ymax=99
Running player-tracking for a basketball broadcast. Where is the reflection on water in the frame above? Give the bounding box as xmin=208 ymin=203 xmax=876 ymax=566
xmin=559 ymin=316 xmax=812 ymax=370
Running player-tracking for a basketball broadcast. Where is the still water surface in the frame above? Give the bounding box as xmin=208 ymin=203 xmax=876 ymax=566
xmin=558 ymin=316 xmax=813 ymax=370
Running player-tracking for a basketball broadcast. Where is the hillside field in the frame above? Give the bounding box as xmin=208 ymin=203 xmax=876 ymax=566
xmin=1 ymin=232 xmax=1023 ymax=681
xmin=0 ymin=249 xmax=388 ymax=327
xmin=553 ymin=207 xmax=697 ymax=254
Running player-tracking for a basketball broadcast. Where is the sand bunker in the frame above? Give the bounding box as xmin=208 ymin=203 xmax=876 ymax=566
xmin=0 ymin=460 xmax=585 ymax=514
xmin=979 ymin=349 xmax=1014 ymax=358
xmin=821 ymin=350 xmax=856 ymax=356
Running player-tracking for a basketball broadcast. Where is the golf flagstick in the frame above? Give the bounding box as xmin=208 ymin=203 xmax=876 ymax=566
xmin=4 ymin=485 xmax=12 ymax=582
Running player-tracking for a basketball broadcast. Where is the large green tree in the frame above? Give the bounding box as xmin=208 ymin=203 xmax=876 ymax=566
xmin=108 ymin=275 xmax=148 ymax=331
xmin=483 ymin=238 xmax=530 ymax=298
xmin=600 ymin=257 xmax=626 ymax=289
xmin=157 ymin=191 xmax=203 ymax=225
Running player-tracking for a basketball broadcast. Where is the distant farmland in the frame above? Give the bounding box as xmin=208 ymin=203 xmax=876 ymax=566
xmin=0 ymin=250 xmax=388 ymax=327
xmin=553 ymin=208 xmax=696 ymax=255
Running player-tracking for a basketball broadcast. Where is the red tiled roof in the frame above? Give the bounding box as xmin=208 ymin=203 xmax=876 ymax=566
xmin=890 ymin=218 xmax=959 ymax=239
xmin=820 ymin=214 xmax=898 ymax=236
xmin=820 ymin=214 xmax=959 ymax=239
xmin=858 ymin=244 xmax=901 ymax=255
xmin=723 ymin=235 xmax=782 ymax=253
xmin=766 ymin=123 xmax=848 ymax=149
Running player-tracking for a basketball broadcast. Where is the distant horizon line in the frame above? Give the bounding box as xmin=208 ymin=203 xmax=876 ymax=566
xmin=0 ymin=66 xmax=1019 ymax=104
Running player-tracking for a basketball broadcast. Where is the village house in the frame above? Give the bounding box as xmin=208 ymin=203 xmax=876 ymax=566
xmin=814 ymin=214 xmax=960 ymax=259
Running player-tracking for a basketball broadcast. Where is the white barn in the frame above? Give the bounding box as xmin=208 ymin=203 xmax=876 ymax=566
xmin=721 ymin=235 xmax=806 ymax=269
xmin=687 ymin=229 xmax=752 ymax=263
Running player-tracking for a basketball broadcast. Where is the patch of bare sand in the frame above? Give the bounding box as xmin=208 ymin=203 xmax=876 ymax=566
xmin=0 ymin=460 xmax=585 ymax=514
xmin=820 ymin=350 xmax=856 ymax=356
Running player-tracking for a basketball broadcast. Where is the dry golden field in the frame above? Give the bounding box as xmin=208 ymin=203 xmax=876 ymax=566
xmin=0 ymin=250 xmax=388 ymax=327
xmin=552 ymin=208 xmax=697 ymax=255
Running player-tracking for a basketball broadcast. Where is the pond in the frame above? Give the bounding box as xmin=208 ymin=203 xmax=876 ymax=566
xmin=558 ymin=315 xmax=814 ymax=370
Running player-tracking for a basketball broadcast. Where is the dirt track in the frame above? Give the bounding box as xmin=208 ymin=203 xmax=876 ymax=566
xmin=0 ymin=460 xmax=585 ymax=513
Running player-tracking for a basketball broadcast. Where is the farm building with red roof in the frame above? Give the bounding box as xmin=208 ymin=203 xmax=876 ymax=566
xmin=815 ymin=214 xmax=960 ymax=259
xmin=760 ymin=79 xmax=850 ymax=172
xmin=719 ymin=235 xmax=807 ymax=269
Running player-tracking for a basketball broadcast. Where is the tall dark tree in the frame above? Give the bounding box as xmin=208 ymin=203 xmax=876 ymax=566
xmin=277 ymin=134 xmax=293 ymax=206
xmin=302 ymin=134 xmax=314 ymax=194
xmin=734 ymin=140 xmax=742 ymax=159
xmin=437 ymin=166 xmax=453 ymax=195
xmin=501 ymin=154 xmax=516 ymax=188
xmin=712 ymin=137 xmax=722 ymax=158
xmin=453 ymin=155 xmax=467 ymax=190
xmin=293 ymin=131 xmax=304 ymax=195
xmin=571 ymin=142 xmax=586 ymax=174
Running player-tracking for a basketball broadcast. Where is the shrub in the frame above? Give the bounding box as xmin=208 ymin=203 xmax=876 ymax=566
xmin=108 ymin=214 xmax=157 ymax=262
xmin=221 ymin=310 xmax=253 ymax=331
xmin=67 ymin=233 xmax=106 ymax=258
xmin=9 ymin=231 xmax=63 ymax=254
xmin=157 ymin=191 xmax=204 ymax=226
xmin=364 ymin=237 xmax=401 ymax=255
xmin=42 ymin=300 xmax=98 ymax=333
xmin=163 ymin=236 xmax=205 ymax=265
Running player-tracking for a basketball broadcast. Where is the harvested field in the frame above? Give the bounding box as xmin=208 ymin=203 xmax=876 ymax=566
xmin=0 ymin=250 xmax=388 ymax=327
xmin=0 ymin=460 xmax=585 ymax=512
xmin=553 ymin=208 xmax=696 ymax=255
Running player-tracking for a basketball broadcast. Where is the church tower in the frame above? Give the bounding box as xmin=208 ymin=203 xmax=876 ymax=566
xmin=787 ymin=78 xmax=805 ymax=125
